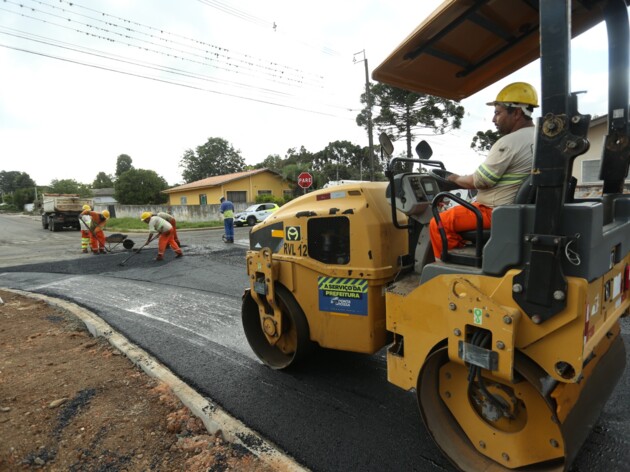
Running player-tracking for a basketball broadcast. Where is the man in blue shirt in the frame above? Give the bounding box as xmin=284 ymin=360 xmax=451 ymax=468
xmin=219 ymin=197 xmax=235 ymax=243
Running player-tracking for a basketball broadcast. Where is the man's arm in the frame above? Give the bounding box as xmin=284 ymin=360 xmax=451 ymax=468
xmin=447 ymin=173 xmax=475 ymax=189
xmin=144 ymin=218 xmax=156 ymax=245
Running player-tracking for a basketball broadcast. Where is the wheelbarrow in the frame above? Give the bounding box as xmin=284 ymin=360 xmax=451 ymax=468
xmin=105 ymin=233 xmax=135 ymax=251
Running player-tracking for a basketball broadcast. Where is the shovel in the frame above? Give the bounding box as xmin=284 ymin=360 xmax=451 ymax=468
xmin=86 ymin=224 xmax=111 ymax=253
xmin=118 ymin=236 xmax=153 ymax=267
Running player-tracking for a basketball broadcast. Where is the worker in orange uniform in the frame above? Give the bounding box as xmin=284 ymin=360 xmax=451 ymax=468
xmin=78 ymin=204 xmax=92 ymax=253
xmin=151 ymin=211 xmax=181 ymax=247
xmin=80 ymin=208 xmax=110 ymax=255
xmin=141 ymin=211 xmax=183 ymax=261
xmin=429 ymin=82 xmax=537 ymax=258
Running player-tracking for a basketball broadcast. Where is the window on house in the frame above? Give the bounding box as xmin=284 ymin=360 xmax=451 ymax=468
xmin=199 ymin=194 xmax=207 ymax=205
xmin=582 ymin=160 xmax=602 ymax=184
xmin=180 ymin=196 xmax=187 ymax=205
xmin=257 ymin=190 xmax=272 ymax=195
xmin=227 ymin=191 xmax=247 ymax=203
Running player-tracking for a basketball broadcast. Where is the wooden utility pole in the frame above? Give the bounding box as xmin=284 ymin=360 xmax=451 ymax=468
xmin=354 ymin=50 xmax=375 ymax=181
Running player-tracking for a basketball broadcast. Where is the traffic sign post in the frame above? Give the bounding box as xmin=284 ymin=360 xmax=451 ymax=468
xmin=297 ymin=172 xmax=313 ymax=191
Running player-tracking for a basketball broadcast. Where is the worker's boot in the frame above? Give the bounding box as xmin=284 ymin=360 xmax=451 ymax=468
xmin=155 ymin=255 xmax=164 ymax=261
xmin=99 ymin=249 xmax=107 ymax=254
xmin=82 ymin=249 xmax=88 ymax=254
xmin=175 ymin=252 xmax=183 ymax=258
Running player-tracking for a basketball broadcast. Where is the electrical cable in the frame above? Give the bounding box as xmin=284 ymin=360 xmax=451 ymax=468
xmin=1 ymin=1 xmax=362 ymax=114
xmin=25 ymin=0 xmax=324 ymax=81
xmin=1 ymin=3 xmax=320 ymax=87
xmin=195 ymin=0 xmax=343 ymax=57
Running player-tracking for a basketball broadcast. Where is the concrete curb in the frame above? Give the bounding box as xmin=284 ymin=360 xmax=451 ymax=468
xmin=3 ymin=288 xmax=308 ymax=472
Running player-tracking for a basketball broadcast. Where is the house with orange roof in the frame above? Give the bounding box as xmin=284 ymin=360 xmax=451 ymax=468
xmin=163 ymin=168 xmax=292 ymax=206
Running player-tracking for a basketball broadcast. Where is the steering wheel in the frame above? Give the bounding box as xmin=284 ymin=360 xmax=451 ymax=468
xmin=427 ymin=168 xmax=461 ymax=191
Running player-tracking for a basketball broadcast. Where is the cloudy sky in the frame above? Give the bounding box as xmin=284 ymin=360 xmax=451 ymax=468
xmin=0 ymin=0 xmax=619 ymax=187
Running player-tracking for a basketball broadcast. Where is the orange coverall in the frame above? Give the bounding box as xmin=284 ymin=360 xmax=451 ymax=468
xmin=428 ymin=202 xmax=493 ymax=258
xmin=148 ymin=216 xmax=182 ymax=258
xmin=81 ymin=210 xmax=107 ymax=254
xmin=156 ymin=212 xmax=180 ymax=246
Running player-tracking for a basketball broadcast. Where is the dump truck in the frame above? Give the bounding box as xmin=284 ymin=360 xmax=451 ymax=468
xmin=41 ymin=193 xmax=93 ymax=232
xmin=241 ymin=1 xmax=629 ymax=470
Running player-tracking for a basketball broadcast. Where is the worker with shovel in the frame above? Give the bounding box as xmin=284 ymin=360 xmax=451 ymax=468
xmin=78 ymin=205 xmax=92 ymax=253
xmin=80 ymin=208 xmax=110 ymax=255
xmin=149 ymin=211 xmax=181 ymax=247
xmin=141 ymin=212 xmax=183 ymax=261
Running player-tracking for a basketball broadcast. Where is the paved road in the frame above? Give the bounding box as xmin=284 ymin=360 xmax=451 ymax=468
xmin=1 ymin=213 xmax=629 ymax=471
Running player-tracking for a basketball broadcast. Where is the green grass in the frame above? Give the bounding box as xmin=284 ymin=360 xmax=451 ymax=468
xmin=105 ymin=217 xmax=223 ymax=232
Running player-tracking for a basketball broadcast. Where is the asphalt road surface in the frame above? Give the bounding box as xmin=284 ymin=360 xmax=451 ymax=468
xmin=1 ymin=213 xmax=629 ymax=472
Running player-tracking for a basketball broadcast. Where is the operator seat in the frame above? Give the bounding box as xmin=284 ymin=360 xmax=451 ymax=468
xmin=458 ymin=175 xmax=576 ymax=243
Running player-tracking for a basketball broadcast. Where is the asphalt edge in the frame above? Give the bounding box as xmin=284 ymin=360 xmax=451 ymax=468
xmin=3 ymin=288 xmax=308 ymax=472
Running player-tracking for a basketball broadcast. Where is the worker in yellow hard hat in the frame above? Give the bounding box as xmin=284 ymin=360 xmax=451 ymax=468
xmin=429 ymin=82 xmax=538 ymax=258
xmin=141 ymin=211 xmax=183 ymax=261
xmin=78 ymin=204 xmax=92 ymax=253
xmin=80 ymin=207 xmax=110 ymax=255
xmin=147 ymin=211 xmax=181 ymax=247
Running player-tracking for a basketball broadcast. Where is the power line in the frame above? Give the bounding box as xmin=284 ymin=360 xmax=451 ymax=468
xmin=1 ymin=0 xmax=370 ymax=132
xmin=0 ymin=42 xmax=356 ymax=120
xmin=0 ymin=24 xmax=359 ymax=114
xmin=0 ymin=0 xmax=365 ymax=114
xmin=196 ymin=0 xmax=271 ymax=29
xmin=0 ymin=27 xmax=295 ymax=99
xmin=2 ymin=1 xmax=322 ymax=87
xmin=195 ymin=0 xmax=343 ymax=57
xmin=1 ymin=0 xmax=368 ymax=109
xmin=44 ymin=0 xmax=324 ymax=80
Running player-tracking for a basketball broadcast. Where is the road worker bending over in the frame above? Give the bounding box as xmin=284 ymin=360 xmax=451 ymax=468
xmin=80 ymin=208 xmax=110 ymax=255
xmin=141 ymin=211 xmax=183 ymax=261
xmin=79 ymin=204 xmax=92 ymax=253
xmin=151 ymin=211 xmax=181 ymax=247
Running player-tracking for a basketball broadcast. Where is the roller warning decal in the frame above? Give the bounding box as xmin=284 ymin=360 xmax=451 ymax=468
xmin=318 ymin=277 xmax=368 ymax=316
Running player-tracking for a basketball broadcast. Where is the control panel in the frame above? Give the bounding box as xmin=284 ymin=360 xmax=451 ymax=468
xmin=391 ymin=173 xmax=439 ymax=222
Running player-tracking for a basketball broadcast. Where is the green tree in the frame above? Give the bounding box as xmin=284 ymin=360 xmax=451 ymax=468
xmin=254 ymin=154 xmax=284 ymax=173
xmin=114 ymin=169 xmax=168 ymax=204
xmin=357 ymin=83 xmax=464 ymax=159
xmin=0 ymin=171 xmax=21 ymax=194
xmin=279 ymin=146 xmax=315 ymax=190
xmin=14 ymin=188 xmax=36 ymax=210
xmin=283 ymin=146 xmax=314 ymax=168
xmin=179 ymin=137 xmax=245 ymax=183
xmin=92 ymin=172 xmax=114 ymax=189
xmin=116 ymin=154 xmax=133 ymax=177
xmin=0 ymin=171 xmax=35 ymax=197
xmin=312 ymin=141 xmax=367 ymax=184
xmin=471 ymin=129 xmax=501 ymax=153
xmin=48 ymin=179 xmax=92 ymax=196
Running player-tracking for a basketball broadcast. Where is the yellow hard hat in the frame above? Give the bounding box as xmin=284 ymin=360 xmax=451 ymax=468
xmin=102 ymin=210 xmax=110 ymax=219
xmin=82 ymin=204 xmax=91 ymax=211
xmin=487 ymin=82 xmax=539 ymax=108
xmin=141 ymin=211 xmax=152 ymax=221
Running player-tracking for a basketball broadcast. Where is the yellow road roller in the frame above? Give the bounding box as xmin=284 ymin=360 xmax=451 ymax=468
xmin=242 ymin=1 xmax=629 ymax=470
